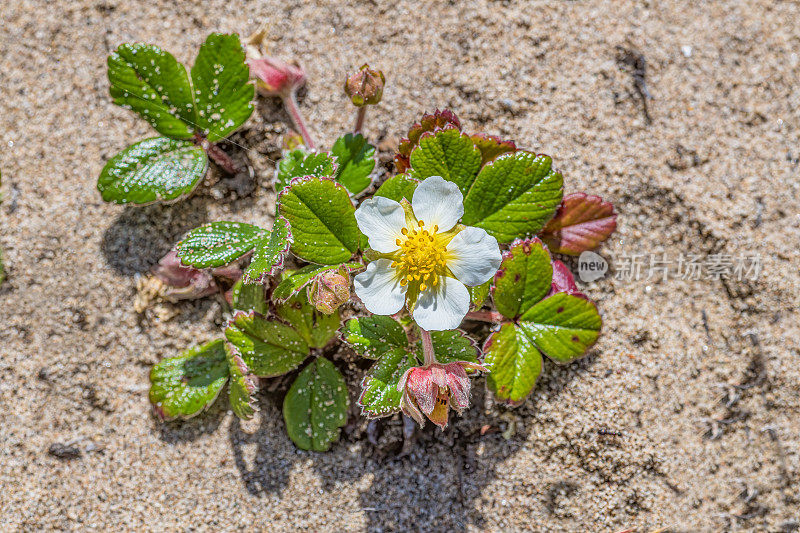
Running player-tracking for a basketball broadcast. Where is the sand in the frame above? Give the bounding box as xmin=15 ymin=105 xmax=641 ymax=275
xmin=1 ymin=0 xmax=798 ymax=531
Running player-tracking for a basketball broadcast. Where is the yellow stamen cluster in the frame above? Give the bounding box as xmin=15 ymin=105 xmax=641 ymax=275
xmin=391 ymin=220 xmax=448 ymax=291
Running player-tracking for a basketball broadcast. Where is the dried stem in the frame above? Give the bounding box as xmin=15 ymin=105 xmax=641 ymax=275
xmin=420 ymin=328 xmax=436 ymax=366
xmin=193 ymin=135 xmax=241 ymax=175
xmin=353 ymin=106 xmax=367 ymax=134
xmin=464 ymin=310 xmax=505 ymax=323
xmin=283 ymin=92 xmax=316 ymax=149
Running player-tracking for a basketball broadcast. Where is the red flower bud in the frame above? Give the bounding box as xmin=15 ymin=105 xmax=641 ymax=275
xmin=249 ymin=56 xmax=306 ymax=98
xmin=344 ymin=64 xmax=385 ymax=107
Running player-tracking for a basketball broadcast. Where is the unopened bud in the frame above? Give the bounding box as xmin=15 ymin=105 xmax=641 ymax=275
xmin=344 ymin=64 xmax=385 ymax=107
xmin=249 ymin=56 xmax=306 ymax=98
xmin=307 ymin=267 xmax=350 ymax=314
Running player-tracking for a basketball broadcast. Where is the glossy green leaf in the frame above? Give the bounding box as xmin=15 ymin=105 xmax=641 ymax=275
xmin=176 ymin=221 xmax=264 ymax=268
xmin=226 ymin=348 xmax=258 ymax=420
xmin=275 ymin=149 xmax=337 ymax=194
xmin=484 ymin=323 xmax=542 ymax=405
xmin=272 ymin=262 xmax=363 ymax=302
xmin=461 ymin=151 xmax=563 ymax=243
xmin=468 ymin=279 xmax=491 ymax=308
xmin=190 ymin=33 xmax=254 ymax=142
xmin=108 ymin=43 xmax=196 ymax=139
xmin=283 ymin=357 xmax=349 ymax=451
xmin=149 ymin=339 xmax=229 ymax=420
xmin=493 ymin=238 xmax=553 ymax=320
xmin=224 ymin=311 xmax=309 ymax=377
xmin=518 ymin=292 xmax=602 ymax=363
xmin=331 ymin=133 xmax=375 ymax=194
xmin=342 ymin=315 xmax=409 ymax=359
xmin=275 ymin=293 xmax=339 ymax=349
xmin=408 ymin=128 xmax=482 ymax=195
xmin=358 ymin=347 xmax=417 ymax=418
xmin=277 ymin=177 xmax=361 ymax=264
xmin=230 ymin=280 xmax=268 ymax=314
xmin=374 ymin=174 xmax=418 ymax=203
xmin=98 ymin=137 xmax=208 ymax=205
xmin=242 ymin=218 xmax=293 ymax=283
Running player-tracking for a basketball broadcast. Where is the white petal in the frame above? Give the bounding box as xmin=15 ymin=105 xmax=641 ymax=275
xmin=412 ymin=276 xmax=469 ymax=331
xmin=354 ymin=259 xmax=407 ymax=315
xmin=354 ymin=196 xmax=406 ymax=253
xmin=412 ymin=176 xmax=464 ymax=232
xmin=446 ymin=226 xmax=502 ymax=286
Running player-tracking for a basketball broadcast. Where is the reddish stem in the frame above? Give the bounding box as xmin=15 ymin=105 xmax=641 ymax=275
xmin=353 ymin=106 xmax=367 ymax=134
xmin=420 ymin=328 xmax=436 ymax=366
xmin=465 ymin=310 xmax=505 ymax=323
xmin=283 ymin=92 xmax=316 ymax=149
xmin=193 ymin=135 xmax=241 ymax=174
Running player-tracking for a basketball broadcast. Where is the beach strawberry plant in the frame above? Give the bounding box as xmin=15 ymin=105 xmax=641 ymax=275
xmin=99 ymin=31 xmax=617 ymax=451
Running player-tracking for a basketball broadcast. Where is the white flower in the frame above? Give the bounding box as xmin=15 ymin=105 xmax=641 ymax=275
xmin=353 ymin=176 xmax=502 ymax=331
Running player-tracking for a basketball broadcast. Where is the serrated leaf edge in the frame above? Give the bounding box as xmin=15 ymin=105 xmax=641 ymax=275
xmin=242 ymin=216 xmax=294 ymax=284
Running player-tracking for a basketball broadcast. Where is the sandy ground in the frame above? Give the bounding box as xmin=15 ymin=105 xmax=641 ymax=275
xmin=1 ymin=0 xmax=799 ymax=531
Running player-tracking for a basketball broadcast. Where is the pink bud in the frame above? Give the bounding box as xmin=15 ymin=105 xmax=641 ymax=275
xmin=344 ymin=64 xmax=385 ymax=107
xmin=249 ymin=56 xmax=306 ymax=98
xmin=151 ymin=250 xmax=218 ymax=301
xmin=307 ymin=267 xmax=350 ymax=315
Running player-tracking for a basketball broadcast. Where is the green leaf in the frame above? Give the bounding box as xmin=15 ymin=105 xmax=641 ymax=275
xmin=108 ymin=43 xmax=196 ymax=139
xmin=149 ymin=339 xmax=230 ymax=420
xmin=242 ymin=218 xmax=293 ymax=283
xmin=98 ymin=137 xmax=208 ymax=205
xmin=358 ymin=347 xmax=417 ymax=418
xmin=277 ymin=177 xmax=361 ymax=264
xmin=331 ymin=133 xmax=375 ymax=194
xmin=342 ymin=315 xmax=408 ymax=359
xmin=461 ymin=151 xmax=563 ymax=243
xmin=190 ymin=33 xmax=254 ymax=142
xmin=230 ymin=280 xmax=268 ymax=314
xmin=484 ymin=323 xmax=542 ymax=405
xmin=226 ymin=348 xmax=258 ymax=420
xmin=518 ymin=292 xmax=601 ymax=364
xmin=275 ymin=294 xmax=339 ymax=349
xmin=176 ymin=221 xmax=265 ymax=268
xmin=427 ymin=330 xmax=480 ymax=365
xmin=275 ymin=149 xmax=337 ymax=194
xmin=493 ymin=238 xmax=553 ymax=320
xmin=224 ymin=311 xmax=309 ymax=377
xmin=374 ymin=174 xmax=418 ymax=203
xmin=408 ymin=128 xmax=482 ymax=195
xmin=272 ymin=263 xmax=363 ymax=302
xmin=468 ymin=279 xmax=491 ymax=308
xmin=283 ymin=358 xmax=349 ymax=451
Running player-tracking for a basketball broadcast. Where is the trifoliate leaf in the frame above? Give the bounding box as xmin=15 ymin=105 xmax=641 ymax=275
xmin=283 ymin=357 xmax=349 ymax=451
xmin=230 ymin=280 xmax=268 ymax=314
xmin=331 ymin=133 xmax=375 ymax=194
xmin=149 ymin=339 xmax=229 ymax=420
xmin=97 ymin=137 xmax=208 ymax=205
xmin=275 ymin=293 xmax=339 ymax=349
xmin=342 ymin=315 xmax=409 ymax=359
xmin=483 ymin=323 xmax=542 ymax=406
xmin=242 ymin=217 xmax=293 ymax=283
xmin=518 ymin=292 xmax=601 ymax=363
xmin=275 ymin=149 xmax=337 ymax=194
xmin=461 ymin=151 xmax=564 ymax=243
xmin=492 ymin=238 xmax=553 ymax=320
xmin=358 ymin=347 xmax=417 ymax=418
xmin=540 ymin=192 xmax=618 ymax=255
xmin=374 ymin=174 xmax=418 ymax=203
xmin=224 ymin=311 xmax=309 ymax=377
xmin=426 ymin=330 xmax=480 ymax=365
xmin=277 ymin=177 xmax=361 ymax=264
xmin=190 ymin=33 xmax=254 ymax=142
xmin=272 ymin=262 xmax=363 ymax=302
xmin=468 ymin=279 xmax=491 ymax=308
xmin=108 ymin=43 xmax=196 ymax=139
xmin=176 ymin=221 xmax=265 ymax=268
xmin=470 ymin=133 xmax=516 ymax=166
xmin=408 ymin=128 xmax=482 ymax=196
xmin=226 ymin=348 xmax=258 ymax=420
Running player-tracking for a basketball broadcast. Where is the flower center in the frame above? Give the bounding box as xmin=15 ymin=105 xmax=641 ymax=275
xmin=392 ymin=220 xmax=448 ymax=291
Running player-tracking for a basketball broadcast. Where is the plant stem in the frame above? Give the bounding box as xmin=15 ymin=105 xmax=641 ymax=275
xmin=193 ymin=135 xmax=241 ymax=174
xmin=353 ymin=106 xmax=367 ymax=134
xmin=283 ymin=92 xmax=316 ymax=149
xmin=464 ymin=310 xmax=505 ymax=323
xmin=420 ymin=328 xmax=436 ymax=366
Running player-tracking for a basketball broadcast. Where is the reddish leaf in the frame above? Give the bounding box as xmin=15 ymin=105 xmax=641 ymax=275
xmin=548 ymin=259 xmax=587 ymax=299
xmin=540 ymin=192 xmax=617 ymax=255
xmin=394 ymin=109 xmax=461 ymax=172
xmin=470 ymin=133 xmax=516 ymax=165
